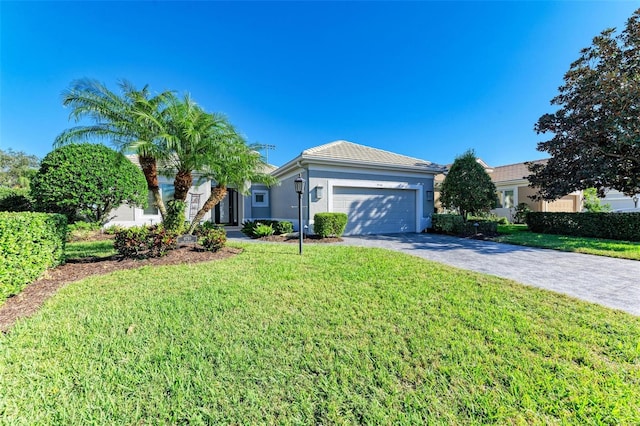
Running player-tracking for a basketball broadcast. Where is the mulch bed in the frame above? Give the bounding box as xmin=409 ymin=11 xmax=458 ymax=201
xmin=0 ymin=244 xmax=241 ymax=334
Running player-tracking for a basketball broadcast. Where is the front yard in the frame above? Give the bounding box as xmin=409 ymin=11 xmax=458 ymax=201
xmin=1 ymin=242 xmax=638 ymax=423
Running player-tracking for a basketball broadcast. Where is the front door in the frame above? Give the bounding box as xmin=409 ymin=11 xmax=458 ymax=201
xmin=214 ymin=188 xmax=239 ymax=225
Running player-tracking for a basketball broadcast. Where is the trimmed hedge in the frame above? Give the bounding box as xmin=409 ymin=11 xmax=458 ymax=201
xmin=0 ymin=212 xmax=67 ymax=301
xmin=313 ymin=213 xmax=348 ymax=237
xmin=527 ymin=212 xmax=640 ymax=241
xmin=432 ymin=214 xmax=464 ymax=234
xmin=431 ymin=213 xmax=498 ymax=236
xmin=0 ymin=188 xmax=33 ymax=212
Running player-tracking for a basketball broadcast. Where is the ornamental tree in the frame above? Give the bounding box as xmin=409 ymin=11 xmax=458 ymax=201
xmin=439 ymin=150 xmax=497 ymax=220
xmin=527 ymin=9 xmax=640 ymax=200
xmin=31 ymin=143 xmax=147 ymax=224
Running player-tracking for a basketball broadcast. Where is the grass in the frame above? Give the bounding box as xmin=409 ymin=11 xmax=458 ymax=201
xmin=495 ymin=225 xmax=640 ymax=260
xmin=64 ymin=240 xmax=117 ymax=260
xmin=1 ymin=243 xmax=639 ymax=424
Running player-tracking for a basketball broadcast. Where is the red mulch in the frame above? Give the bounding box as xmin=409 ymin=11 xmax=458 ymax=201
xmin=0 ymin=244 xmax=241 ymax=333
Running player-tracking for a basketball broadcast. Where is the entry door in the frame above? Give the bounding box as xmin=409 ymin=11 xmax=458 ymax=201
xmin=214 ymin=189 xmax=239 ymax=225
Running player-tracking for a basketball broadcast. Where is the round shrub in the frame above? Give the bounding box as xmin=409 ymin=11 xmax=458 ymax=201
xmin=201 ymin=228 xmax=227 ymax=252
xmin=31 ymin=143 xmax=147 ymax=224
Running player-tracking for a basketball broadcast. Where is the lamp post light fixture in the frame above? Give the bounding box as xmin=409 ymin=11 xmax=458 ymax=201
xmin=294 ymin=173 xmax=306 ymax=255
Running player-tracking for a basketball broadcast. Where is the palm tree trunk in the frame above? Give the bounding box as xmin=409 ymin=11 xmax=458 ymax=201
xmin=138 ymin=154 xmax=167 ymax=220
xmin=187 ymin=185 xmax=227 ymax=234
xmin=173 ymin=169 xmax=193 ymax=202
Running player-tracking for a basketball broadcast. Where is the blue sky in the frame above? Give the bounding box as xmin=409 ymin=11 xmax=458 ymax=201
xmin=1 ymin=1 xmax=639 ymax=168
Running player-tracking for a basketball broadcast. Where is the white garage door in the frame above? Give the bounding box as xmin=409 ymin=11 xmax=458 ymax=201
xmin=332 ymin=186 xmax=417 ymax=235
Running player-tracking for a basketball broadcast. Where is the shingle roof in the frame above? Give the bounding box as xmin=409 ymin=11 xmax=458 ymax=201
xmin=489 ymin=159 xmax=547 ymax=183
xmin=300 ymin=140 xmax=445 ymax=171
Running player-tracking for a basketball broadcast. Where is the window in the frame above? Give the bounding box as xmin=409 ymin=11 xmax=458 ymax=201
xmin=499 ymin=190 xmax=515 ymax=208
xmin=143 ymin=184 xmax=175 ymax=215
xmin=143 ymin=191 xmax=158 ymax=215
xmin=252 ymin=190 xmax=269 ymax=207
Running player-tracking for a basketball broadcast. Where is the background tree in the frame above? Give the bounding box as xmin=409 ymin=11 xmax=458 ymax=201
xmin=528 ymin=9 xmax=640 ymax=200
xmin=439 ymin=150 xmax=497 ymax=220
xmin=56 ymin=79 xmax=173 ymax=219
xmin=0 ymin=148 xmax=39 ymax=189
xmin=582 ymin=188 xmax=612 ymax=212
xmin=31 ymin=143 xmax=147 ymax=224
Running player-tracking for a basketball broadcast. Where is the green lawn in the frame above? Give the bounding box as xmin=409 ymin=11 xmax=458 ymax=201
xmin=1 ymin=243 xmax=638 ymax=424
xmin=64 ymin=239 xmax=117 ymax=260
xmin=495 ymin=225 xmax=640 ymax=260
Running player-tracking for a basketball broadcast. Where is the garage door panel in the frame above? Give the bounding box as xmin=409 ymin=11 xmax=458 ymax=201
xmin=332 ymin=187 xmax=416 ymax=235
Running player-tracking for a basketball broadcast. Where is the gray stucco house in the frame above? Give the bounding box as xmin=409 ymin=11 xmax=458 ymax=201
xmin=106 ymin=141 xmax=446 ymax=236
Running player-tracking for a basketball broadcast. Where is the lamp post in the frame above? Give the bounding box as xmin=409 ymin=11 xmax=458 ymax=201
xmin=294 ymin=173 xmax=305 ymax=255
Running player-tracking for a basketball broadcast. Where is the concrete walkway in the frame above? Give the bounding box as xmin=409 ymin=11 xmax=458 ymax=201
xmin=227 ymin=231 xmax=640 ymax=316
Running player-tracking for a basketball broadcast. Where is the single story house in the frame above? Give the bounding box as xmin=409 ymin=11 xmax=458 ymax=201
xmin=434 ymin=159 xmax=583 ymax=221
xmin=106 ymin=140 xmax=446 ymax=236
xmin=488 ymin=160 xmax=583 ymax=221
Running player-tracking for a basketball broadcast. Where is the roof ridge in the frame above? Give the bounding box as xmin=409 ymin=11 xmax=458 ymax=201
xmin=302 ymin=140 xmax=346 ymax=155
xmin=491 ymin=158 xmax=548 ymax=170
xmin=304 ymin=140 xmax=435 ymax=165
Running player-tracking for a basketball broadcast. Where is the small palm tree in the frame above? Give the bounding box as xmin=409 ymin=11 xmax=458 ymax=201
xmin=55 ymin=79 xmax=172 ymax=219
xmin=159 ymin=93 xmax=236 ymax=202
xmin=187 ymin=134 xmax=277 ymax=234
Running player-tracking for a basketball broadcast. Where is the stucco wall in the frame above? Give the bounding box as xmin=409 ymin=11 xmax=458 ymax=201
xmin=270 ymin=170 xmax=309 ymax=229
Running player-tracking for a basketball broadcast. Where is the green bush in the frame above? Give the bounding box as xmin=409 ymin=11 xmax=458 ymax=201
xmin=164 ymin=200 xmax=187 ymax=233
xmin=0 ymin=212 xmax=67 ymax=301
xmin=0 ymin=188 xmax=33 ymax=212
xmin=254 ymin=223 xmax=274 ymax=238
xmin=432 ymin=214 xmax=464 ymax=234
xmin=314 ymin=213 xmax=348 ymax=238
xmin=431 ymin=214 xmax=498 ymax=236
xmin=274 ymin=221 xmax=293 ymax=235
xmin=527 ymin=212 xmax=640 ymax=241
xmin=241 ymin=220 xmax=292 ymax=238
xmin=192 ymin=222 xmax=224 ymax=237
xmin=513 ymin=203 xmax=532 ymax=225
xmin=30 ymin=143 xmax=147 ymax=224
xmin=103 ymin=224 xmax=123 ymax=235
xmin=201 ymin=228 xmax=227 ymax=252
xmin=241 ymin=220 xmax=258 ymax=237
xmin=113 ymin=225 xmax=178 ymax=259
xmin=469 ymin=214 xmax=508 ymax=225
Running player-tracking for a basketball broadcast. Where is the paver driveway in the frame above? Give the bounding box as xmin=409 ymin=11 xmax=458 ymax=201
xmin=337 ymin=233 xmax=640 ymax=316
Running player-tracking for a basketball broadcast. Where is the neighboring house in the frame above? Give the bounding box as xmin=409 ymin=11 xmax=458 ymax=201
xmin=434 ymin=159 xmax=583 ymax=221
xmin=488 ymin=160 xmax=582 ymax=221
xmin=106 ymin=141 xmax=446 ymax=236
xmin=600 ymin=189 xmax=639 ymax=211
